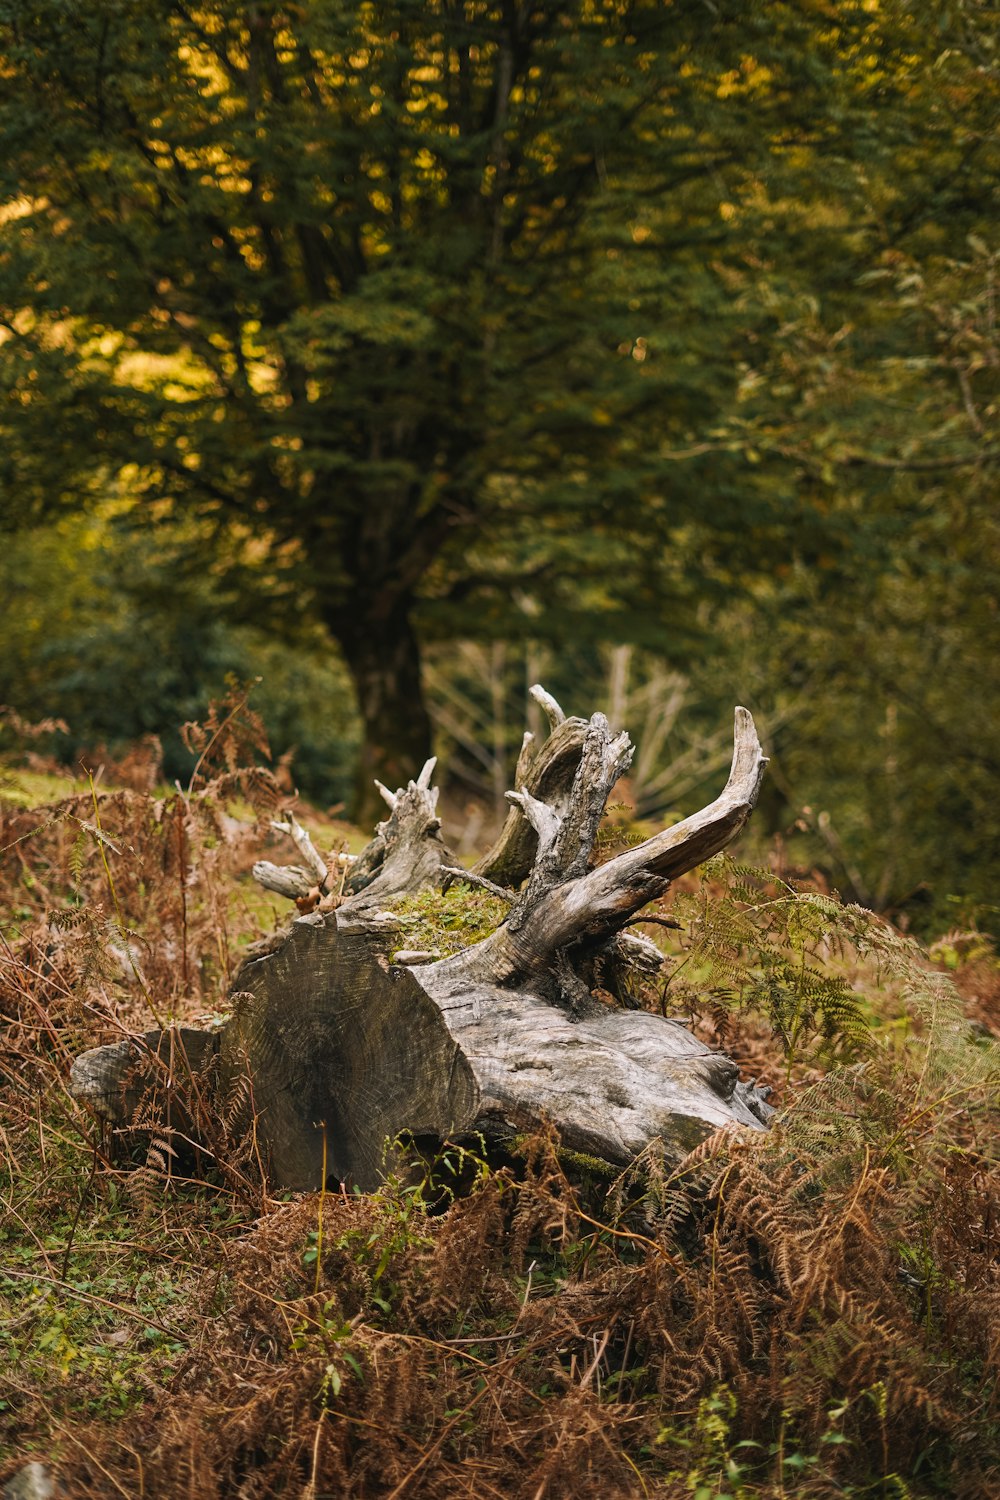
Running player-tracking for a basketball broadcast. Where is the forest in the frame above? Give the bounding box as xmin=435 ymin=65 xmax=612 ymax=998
xmin=0 ymin=2 xmax=997 ymax=1497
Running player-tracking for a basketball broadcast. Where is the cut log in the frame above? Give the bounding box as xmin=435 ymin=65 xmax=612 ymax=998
xmin=70 ymin=692 xmax=773 ymax=1191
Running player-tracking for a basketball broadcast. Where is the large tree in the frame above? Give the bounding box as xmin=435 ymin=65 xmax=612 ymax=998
xmin=0 ymin=0 xmax=973 ymax=818
xmin=722 ymin=2 xmax=1000 ymax=922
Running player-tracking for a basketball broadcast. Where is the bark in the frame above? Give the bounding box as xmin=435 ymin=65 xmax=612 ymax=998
xmin=70 ymin=690 xmax=773 ymax=1191
xmin=334 ymin=602 xmax=434 ymax=830
xmin=470 ymin=686 xmax=590 ymax=890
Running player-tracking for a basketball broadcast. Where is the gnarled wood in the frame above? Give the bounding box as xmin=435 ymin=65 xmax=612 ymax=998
xmin=252 ymin=811 xmax=336 ymax=901
xmin=470 ymin=687 xmax=591 ymax=890
xmin=255 ymin=757 xmax=458 ymax=909
xmin=344 ymin=755 xmax=458 ymax=905
xmin=70 ymin=693 xmax=772 ymax=1190
xmin=471 ymin=707 xmax=767 ymax=985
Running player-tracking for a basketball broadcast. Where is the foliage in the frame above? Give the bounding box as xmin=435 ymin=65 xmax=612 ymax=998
xmin=0 ymin=509 xmax=359 ymax=804
xmin=5 ymin=0 xmax=994 ymax=819
xmin=0 ymin=0 xmax=996 ymax=913
xmin=2 ymin=707 xmax=998 ymax=1496
xmin=656 ymin=857 xmax=877 ymax=1075
xmin=736 ymin=223 xmax=1000 ymax=931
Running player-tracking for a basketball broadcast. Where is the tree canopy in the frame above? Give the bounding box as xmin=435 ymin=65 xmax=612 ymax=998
xmin=1 ymin=0 xmax=997 ymax=908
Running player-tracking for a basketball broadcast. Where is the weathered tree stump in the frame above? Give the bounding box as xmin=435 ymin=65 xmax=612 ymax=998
xmin=71 ymin=690 xmax=772 ymax=1190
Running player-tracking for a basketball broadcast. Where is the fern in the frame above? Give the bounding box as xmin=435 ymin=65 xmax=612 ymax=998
xmin=659 ymin=855 xmax=996 ymax=1090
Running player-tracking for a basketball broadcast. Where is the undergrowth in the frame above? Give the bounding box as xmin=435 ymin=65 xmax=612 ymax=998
xmin=0 ymin=699 xmax=997 ymax=1498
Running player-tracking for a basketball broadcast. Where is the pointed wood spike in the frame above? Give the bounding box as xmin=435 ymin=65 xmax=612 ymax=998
xmin=609 ymin=729 xmax=633 ymax=766
xmin=505 ymin=788 xmax=562 ymax=850
xmin=264 ymin=810 xmax=328 ymax=886
xmin=529 ymin=684 xmax=566 ymax=730
xmin=252 ymin=860 xmax=316 ymax=899
xmin=728 ymin=706 xmax=769 ymax=790
xmin=374 ymin=779 xmax=398 ymax=810
xmin=441 ymin=866 xmax=514 ymax=901
xmin=416 ymin=755 xmax=438 ymax=790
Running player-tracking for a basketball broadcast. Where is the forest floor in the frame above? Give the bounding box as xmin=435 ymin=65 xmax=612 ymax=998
xmin=0 ymin=722 xmax=997 ymax=1499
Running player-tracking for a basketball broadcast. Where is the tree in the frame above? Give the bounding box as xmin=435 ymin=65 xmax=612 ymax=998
xmin=748 ymin=239 xmax=1000 ymax=925
xmin=0 ymin=0 xmax=915 ymax=820
xmin=717 ymin=3 xmax=1000 ymax=926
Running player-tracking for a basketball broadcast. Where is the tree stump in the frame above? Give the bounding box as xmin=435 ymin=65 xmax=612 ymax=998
xmin=71 ymin=690 xmax=772 ymax=1190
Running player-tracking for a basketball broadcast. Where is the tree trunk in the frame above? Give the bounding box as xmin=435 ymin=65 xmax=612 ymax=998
xmin=70 ymin=689 xmax=774 ymax=1191
xmin=333 ymin=601 xmax=434 ymax=829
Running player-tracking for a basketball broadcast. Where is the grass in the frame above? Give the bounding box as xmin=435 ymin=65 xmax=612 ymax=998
xmin=0 ymin=1176 xmax=213 ymax=1436
xmin=1 ymin=711 xmax=998 ymax=1499
xmin=0 ymin=766 xmax=87 ymax=811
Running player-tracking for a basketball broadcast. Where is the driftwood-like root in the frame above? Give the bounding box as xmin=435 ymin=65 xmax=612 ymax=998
xmin=253 ymin=811 xmax=354 ymax=901
xmin=71 ymin=692 xmax=772 ymax=1189
xmin=471 ymin=688 xmax=591 ymax=890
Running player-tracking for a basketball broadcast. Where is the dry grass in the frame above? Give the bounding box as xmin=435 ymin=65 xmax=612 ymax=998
xmin=1 ymin=700 xmax=997 ymax=1498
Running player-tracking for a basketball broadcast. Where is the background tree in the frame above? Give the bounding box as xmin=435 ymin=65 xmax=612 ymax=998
xmin=2 ymin=0 xmax=997 ymax=928
xmin=724 ymin=5 xmax=1000 ymax=926
xmin=0 ymin=0 xmax=918 ymax=821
